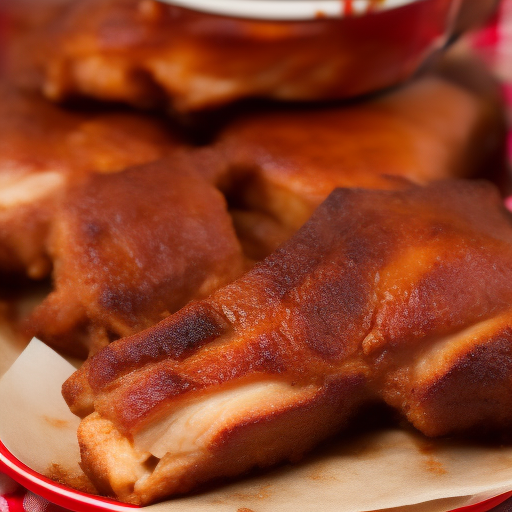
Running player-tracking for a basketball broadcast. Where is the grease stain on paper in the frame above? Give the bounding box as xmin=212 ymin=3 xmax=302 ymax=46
xmin=42 ymin=415 xmax=70 ymax=429
xmin=210 ymin=483 xmax=273 ymax=507
xmin=423 ymin=455 xmax=447 ymax=476
xmin=415 ymin=439 xmax=447 ymax=476
xmin=229 ymin=484 xmax=272 ymax=501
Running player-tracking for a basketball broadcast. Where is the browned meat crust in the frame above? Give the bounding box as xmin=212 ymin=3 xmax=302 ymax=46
xmin=0 ymin=84 xmax=181 ymax=282
xmin=0 ymin=0 xmax=72 ymax=77
xmin=21 ymin=0 xmax=459 ymax=112
xmin=24 ymin=159 xmax=246 ymax=357
xmin=64 ymin=181 xmax=512 ymax=505
xmin=0 ymin=85 xmax=246 ymax=356
xmin=0 ymin=54 xmax=507 ymax=354
xmin=216 ymin=70 xmax=507 ymax=257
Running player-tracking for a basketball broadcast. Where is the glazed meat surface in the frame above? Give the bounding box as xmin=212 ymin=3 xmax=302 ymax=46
xmin=23 ymin=0 xmax=457 ymax=112
xmin=0 ymin=84 xmax=181 ymax=282
xmin=217 ymin=68 xmax=506 ymax=258
xmin=0 ymin=0 xmax=70 ymax=38
xmin=0 ymin=47 xmax=507 ymax=354
xmin=63 ymin=181 xmax=512 ymax=505
xmin=0 ymin=0 xmax=71 ymax=78
xmin=1 ymin=57 xmax=505 ymax=355
xmin=0 ymin=84 xmax=245 ymax=356
xmin=23 ymin=159 xmax=246 ymax=357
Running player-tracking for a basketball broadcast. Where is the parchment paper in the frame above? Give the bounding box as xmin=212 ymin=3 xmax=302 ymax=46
xmin=0 ymin=338 xmax=81 ymax=477
xmin=2 ymin=334 xmax=512 ymax=512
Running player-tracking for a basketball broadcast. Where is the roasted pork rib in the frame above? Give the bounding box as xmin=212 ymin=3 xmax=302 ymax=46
xmin=0 ymin=85 xmax=182 ymax=282
xmin=24 ymin=159 xmax=246 ymax=357
xmin=63 ymin=181 xmax=512 ymax=505
xmin=20 ymin=0 xmax=476 ymax=112
xmin=0 ymin=85 xmax=247 ymax=356
xmin=216 ymin=67 xmax=506 ymax=258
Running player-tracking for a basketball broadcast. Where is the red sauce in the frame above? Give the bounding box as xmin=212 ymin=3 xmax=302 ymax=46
xmin=343 ymin=0 xmax=385 ymax=17
xmin=344 ymin=0 xmax=354 ymax=16
xmin=367 ymin=0 xmax=387 ymax=13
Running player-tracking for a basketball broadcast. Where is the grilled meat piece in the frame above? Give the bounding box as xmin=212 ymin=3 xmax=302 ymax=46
xmin=25 ymin=0 xmax=458 ymax=112
xmin=63 ymin=181 xmax=512 ymax=505
xmin=217 ymin=70 xmax=506 ymax=258
xmin=0 ymin=85 xmax=245 ymax=356
xmin=0 ymin=85 xmax=181 ymax=282
xmin=24 ymin=159 xmax=246 ymax=357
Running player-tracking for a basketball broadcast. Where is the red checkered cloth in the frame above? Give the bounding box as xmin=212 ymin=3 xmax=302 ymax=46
xmin=0 ymin=473 xmax=68 ymax=512
xmin=474 ymin=0 xmax=512 ymax=212
xmin=471 ymin=0 xmax=512 ymax=171
xmin=0 ymin=2 xmax=511 ymax=511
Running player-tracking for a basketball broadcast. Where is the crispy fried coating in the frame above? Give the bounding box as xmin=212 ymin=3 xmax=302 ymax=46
xmin=24 ymin=0 xmax=455 ymax=112
xmin=24 ymin=159 xmax=246 ymax=357
xmin=0 ymin=85 xmax=245 ymax=356
xmin=0 ymin=0 xmax=70 ymax=37
xmin=0 ymin=0 xmax=71 ymax=77
xmin=0 ymin=50 xmax=506 ymax=353
xmin=217 ymin=69 xmax=507 ymax=258
xmin=63 ymin=181 xmax=512 ymax=505
xmin=0 ymin=84 xmax=180 ymax=281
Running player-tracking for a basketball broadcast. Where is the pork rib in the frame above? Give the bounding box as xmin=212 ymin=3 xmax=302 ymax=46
xmin=63 ymin=181 xmax=512 ymax=504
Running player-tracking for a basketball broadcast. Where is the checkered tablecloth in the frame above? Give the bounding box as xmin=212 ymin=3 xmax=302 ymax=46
xmin=0 ymin=472 xmax=69 ymax=512
xmin=471 ymin=0 xmax=512 ymax=169
xmin=1 ymin=1 xmax=512 ymax=511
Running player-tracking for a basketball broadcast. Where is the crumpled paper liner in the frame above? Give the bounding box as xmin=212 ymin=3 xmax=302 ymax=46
xmin=1 ymin=333 xmax=512 ymax=512
xmin=0 ymin=338 xmax=81 ymax=478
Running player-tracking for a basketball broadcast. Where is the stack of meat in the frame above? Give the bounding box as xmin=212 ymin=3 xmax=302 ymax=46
xmin=0 ymin=0 xmax=511 ymax=507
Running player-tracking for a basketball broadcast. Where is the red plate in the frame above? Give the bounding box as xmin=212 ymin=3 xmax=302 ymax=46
xmin=1 ymin=439 xmax=511 ymax=512
xmin=0 ymin=440 xmax=138 ymax=512
xmin=454 ymin=493 xmax=512 ymax=512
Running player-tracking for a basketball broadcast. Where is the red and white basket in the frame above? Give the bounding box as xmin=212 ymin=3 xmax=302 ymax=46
xmin=0 ymin=441 xmax=137 ymax=512
xmin=2 ymin=438 xmax=512 ymax=512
